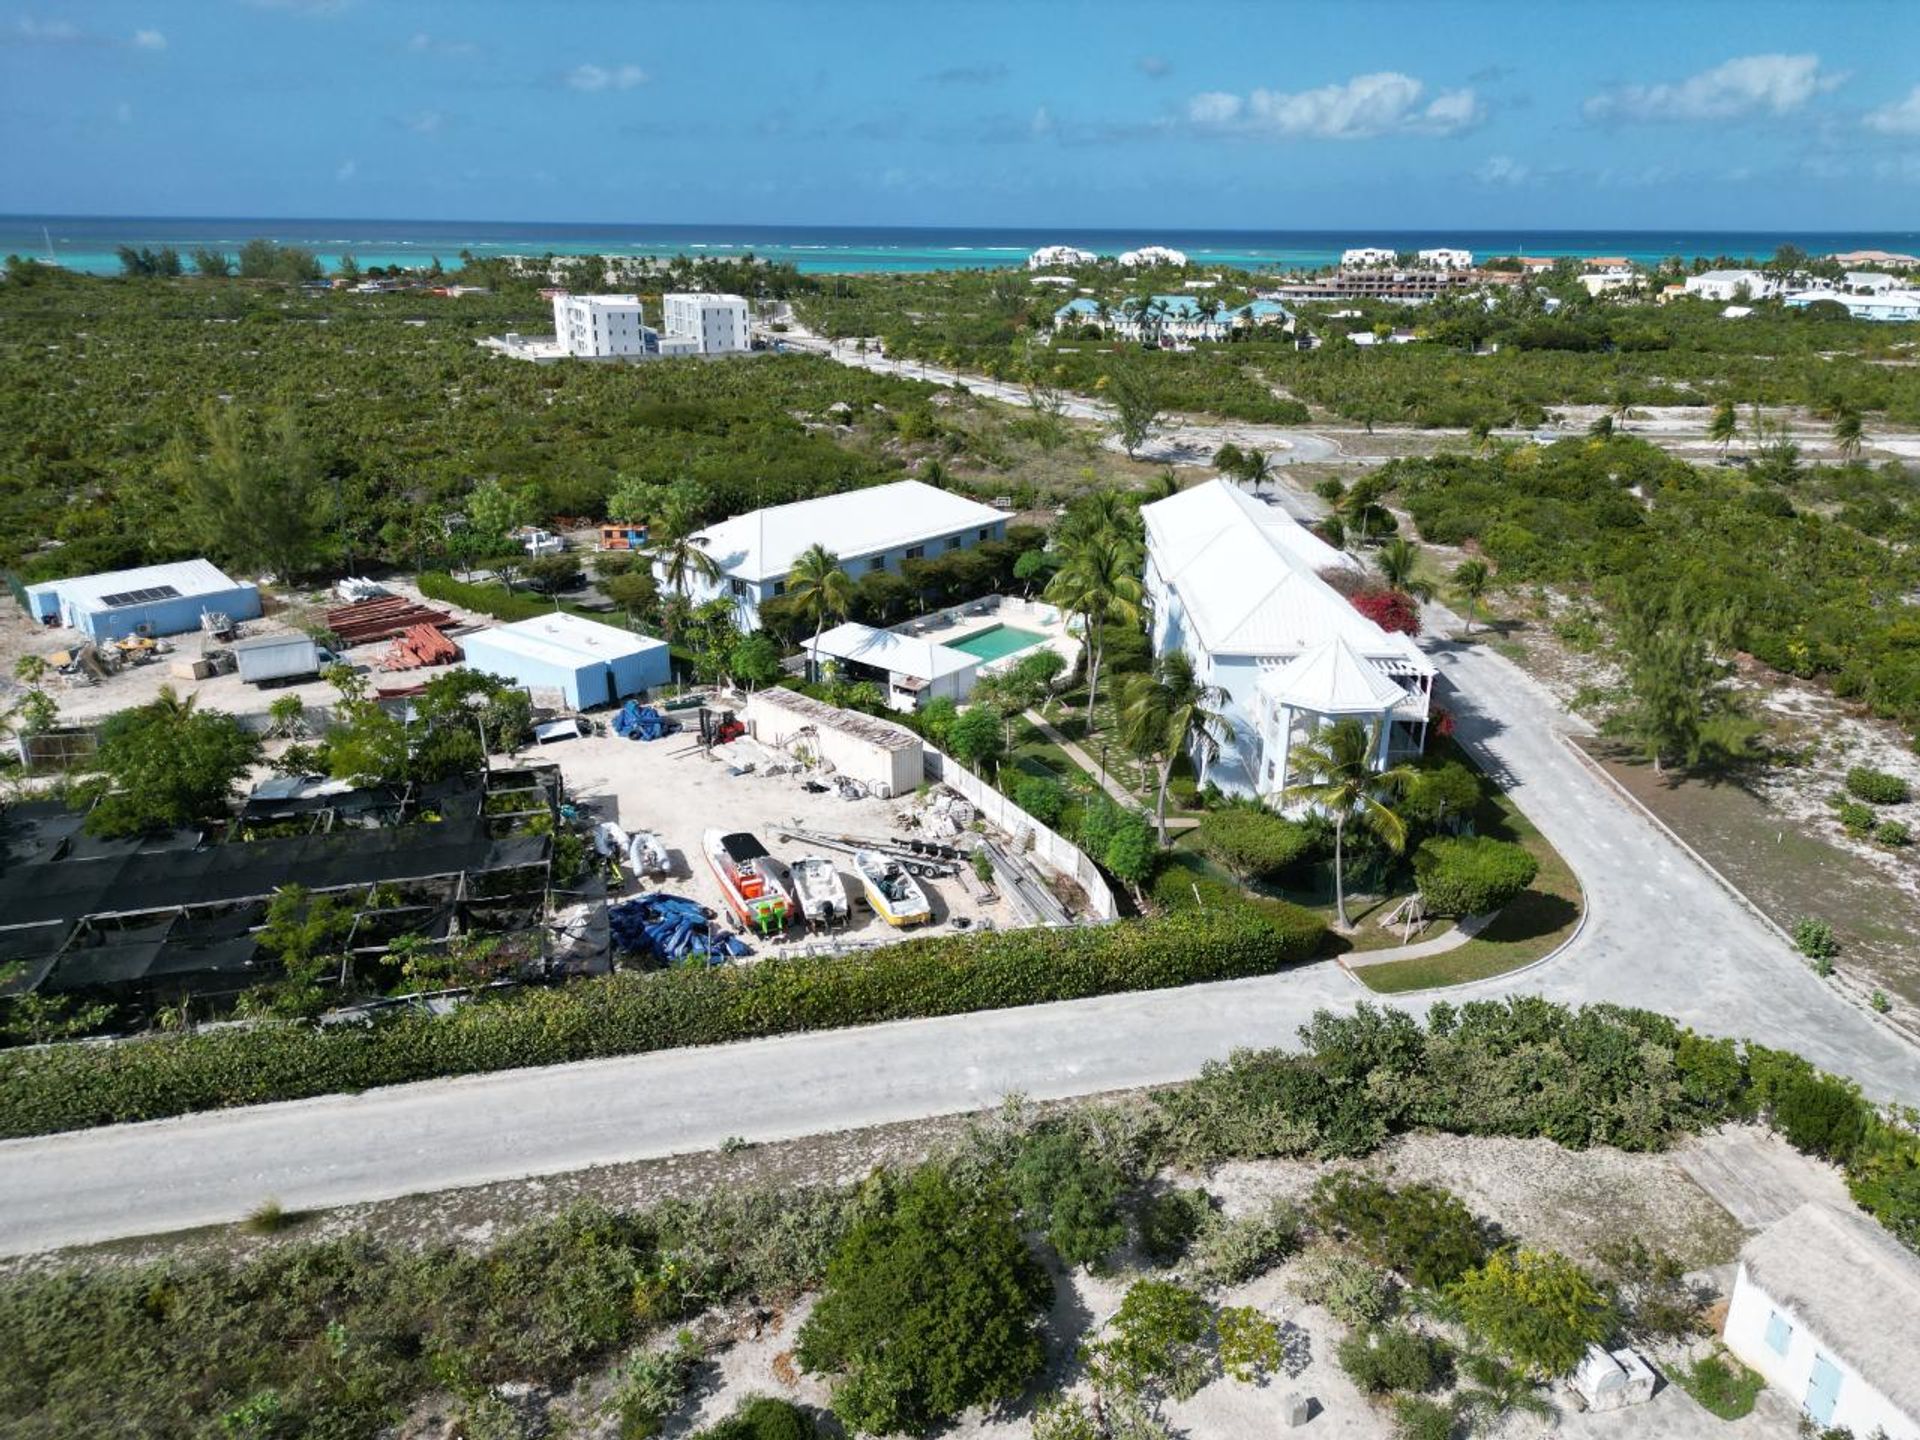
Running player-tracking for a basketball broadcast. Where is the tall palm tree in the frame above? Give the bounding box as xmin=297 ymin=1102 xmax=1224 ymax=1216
xmin=1119 ymin=651 xmax=1233 ymax=844
xmin=1450 ymin=558 xmax=1493 ymax=633
xmin=1282 ymin=717 xmax=1416 ymax=931
xmin=1377 ymin=537 xmax=1433 ymax=600
xmin=1056 ymin=490 xmax=1140 ymax=548
xmin=1708 ymin=399 xmax=1739 ymax=461
xmin=788 ymin=543 xmax=854 ymax=679
xmin=1045 ymin=532 xmax=1144 ymax=733
xmin=654 ymin=530 xmax=720 ymax=640
xmin=1241 ymin=448 xmax=1275 ymax=494
xmin=1608 ymin=383 xmax=1635 ymax=433
xmin=1832 ymin=406 xmax=1864 ymax=462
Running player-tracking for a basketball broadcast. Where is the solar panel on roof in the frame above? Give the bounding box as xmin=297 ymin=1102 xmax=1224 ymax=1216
xmin=97 ymin=584 xmax=182 ymax=608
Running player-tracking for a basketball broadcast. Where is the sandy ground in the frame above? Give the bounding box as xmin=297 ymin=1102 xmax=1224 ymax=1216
xmin=548 ymin=729 xmax=1015 ymax=948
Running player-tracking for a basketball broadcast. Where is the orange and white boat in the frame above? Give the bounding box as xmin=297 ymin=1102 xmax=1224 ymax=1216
xmin=703 ymin=829 xmax=792 ymax=934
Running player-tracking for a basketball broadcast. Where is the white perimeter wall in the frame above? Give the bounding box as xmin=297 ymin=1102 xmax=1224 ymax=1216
xmin=922 ymin=748 xmax=1117 ymax=922
xmin=744 ymin=694 xmax=922 ymax=797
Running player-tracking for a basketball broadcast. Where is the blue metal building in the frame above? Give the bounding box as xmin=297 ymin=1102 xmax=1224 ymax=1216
xmin=21 ymin=559 xmax=262 ymax=641
xmin=460 ymin=613 xmax=670 ymax=710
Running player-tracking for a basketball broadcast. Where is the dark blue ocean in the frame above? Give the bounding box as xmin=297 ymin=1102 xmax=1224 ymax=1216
xmin=4 ymin=215 xmax=1916 ymax=276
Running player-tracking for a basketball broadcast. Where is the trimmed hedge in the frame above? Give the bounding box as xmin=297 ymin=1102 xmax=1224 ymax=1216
xmin=1413 ymin=836 xmax=1539 ymax=916
xmin=417 ymin=570 xmax=555 ymax=622
xmin=0 ymin=911 xmax=1322 ymax=1138
xmin=1195 ymin=808 xmax=1314 ymax=882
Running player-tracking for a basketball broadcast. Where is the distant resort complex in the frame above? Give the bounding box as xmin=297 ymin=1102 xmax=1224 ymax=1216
xmin=484 ymin=288 xmax=754 ymax=362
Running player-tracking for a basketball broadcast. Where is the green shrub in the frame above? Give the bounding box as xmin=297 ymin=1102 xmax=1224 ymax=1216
xmin=0 ymin=910 xmax=1320 ymax=1138
xmin=1875 ymin=819 xmax=1912 ymax=847
xmin=1448 ymin=1249 xmax=1614 ymax=1378
xmin=1292 ymin=1252 xmax=1396 ymax=1326
xmin=1012 ymin=775 xmax=1068 ymax=826
xmin=1081 ymin=1279 xmax=1215 ymax=1401
xmin=1672 ymin=1352 xmax=1763 ymax=1420
xmin=1140 ymin=1187 xmax=1212 ymax=1265
xmin=1392 ymin=1396 xmax=1457 ymax=1440
xmin=418 ymin=570 xmax=556 ymax=622
xmin=1845 ymin=767 xmax=1911 ymax=805
xmin=1309 ymin=1172 xmax=1489 ymax=1288
xmin=1335 ymin=1326 xmax=1448 ymax=1395
xmin=1413 ymin=837 xmax=1538 ymax=916
xmin=1189 ymin=1200 xmax=1303 ymax=1286
xmin=614 ymin=1332 xmax=704 ymax=1439
xmin=796 ymin=1167 xmax=1049 ymax=1434
xmin=1194 ymin=808 xmax=1314 ymax=882
xmin=1837 ymin=800 xmax=1877 ymax=836
xmin=1769 ymin=1072 xmax=1868 ymax=1162
xmin=1792 ymin=916 xmax=1839 ymax=960
xmin=695 ymin=1397 xmax=815 ymax=1440
xmin=1147 ymin=855 xmax=1326 ymax=953
xmin=1010 ymin=1127 xmax=1126 ymax=1268
xmin=1216 ymin=1305 xmax=1286 ymax=1384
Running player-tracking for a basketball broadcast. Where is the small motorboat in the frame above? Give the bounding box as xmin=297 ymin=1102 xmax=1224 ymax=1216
xmin=627 ymin=830 xmax=672 ymax=878
xmin=854 ymin=849 xmax=933 ymax=927
xmin=790 ymin=854 xmax=850 ymax=929
xmin=704 ymin=829 xmax=792 ymax=934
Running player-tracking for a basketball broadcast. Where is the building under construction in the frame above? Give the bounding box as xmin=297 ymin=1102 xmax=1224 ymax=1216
xmin=0 ymin=766 xmax=581 ymax=1021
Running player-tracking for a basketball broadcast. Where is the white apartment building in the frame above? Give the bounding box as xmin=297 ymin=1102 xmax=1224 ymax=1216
xmin=1417 ymin=248 xmax=1474 ymax=269
xmin=1684 ymin=269 xmax=1782 ymax=302
xmin=1341 ymin=246 xmax=1398 ymax=269
xmin=552 ymin=293 xmax=649 ymax=358
xmin=1028 ymin=244 xmax=1097 ymax=270
xmin=662 ymin=292 xmax=751 ymax=355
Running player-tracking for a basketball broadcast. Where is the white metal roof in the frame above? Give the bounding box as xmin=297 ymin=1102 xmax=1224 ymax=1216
xmin=810 ymin=621 xmax=978 ymax=683
xmin=24 ymin=558 xmax=249 ymax=611
xmin=1258 ymin=637 xmax=1410 ymax=713
xmin=1143 ymin=480 xmax=1433 ymax=676
xmin=467 ymin=612 xmax=666 ymax=667
xmin=1741 ymin=1203 xmax=1920 ymax=1419
xmin=691 ymin=481 xmax=1006 ymax=583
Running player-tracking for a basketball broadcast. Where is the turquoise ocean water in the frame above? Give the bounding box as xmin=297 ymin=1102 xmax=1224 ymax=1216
xmin=4 ymin=216 xmax=1916 ymax=277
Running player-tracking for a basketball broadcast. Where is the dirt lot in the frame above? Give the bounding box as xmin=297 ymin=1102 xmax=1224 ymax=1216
xmin=549 ymin=729 xmax=1018 ymax=947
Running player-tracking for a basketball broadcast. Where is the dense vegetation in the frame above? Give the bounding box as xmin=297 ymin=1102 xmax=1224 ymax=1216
xmin=2 ymin=998 xmax=1914 ymax=1438
xmin=0 ymin=908 xmax=1323 ymax=1137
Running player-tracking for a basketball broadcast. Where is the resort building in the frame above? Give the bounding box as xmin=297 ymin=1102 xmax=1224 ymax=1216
xmin=807 ymin=621 xmax=981 ymax=712
xmin=668 ymin=480 xmax=1008 ymax=630
xmin=661 ymin=292 xmax=751 ymax=356
xmin=1843 ymin=271 xmax=1900 ymax=294
xmin=1723 ymin=1204 xmax=1919 ymax=1440
xmin=1117 ymin=245 xmax=1188 ymax=268
xmin=1828 ymin=248 xmax=1920 ymax=269
xmin=1417 ymin=247 xmax=1474 ymax=269
xmin=460 ymin=613 xmax=670 ymax=710
xmin=1141 ymin=480 xmax=1434 ymax=806
xmin=553 ymin=293 xmax=650 ymax=358
xmin=1341 ymin=246 xmax=1398 ymax=268
xmin=1683 ymin=270 xmax=1782 ymax=302
xmin=1270 ymin=269 xmax=1476 ymax=304
xmin=1784 ymin=288 xmax=1920 ymax=322
xmin=21 ymin=559 xmax=261 ymax=642
xmin=1028 ymin=245 xmax=1097 ymax=269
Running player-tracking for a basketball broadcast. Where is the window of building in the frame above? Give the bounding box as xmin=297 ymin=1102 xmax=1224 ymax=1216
xmin=772 ymin=581 xmax=786 ymax=597
xmin=729 ymin=578 xmax=748 ymax=598
xmin=1765 ymin=1311 xmax=1792 ymax=1356
xmin=905 ymin=545 xmax=924 ymax=560
xmin=945 ymin=536 xmax=962 ymax=551
xmin=869 ymin=557 xmax=886 ymax=574
xmin=978 ymin=527 xmax=992 ymax=541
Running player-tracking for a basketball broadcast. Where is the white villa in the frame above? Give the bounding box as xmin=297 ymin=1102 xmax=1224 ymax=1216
xmin=1054 ymin=295 xmax=1292 ymax=343
xmin=1118 ymin=245 xmax=1188 ymax=268
xmin=1142 ymin=480 xmax=1435 ymax=805
xmin=1785 ymin=287 xmax=1920 ymax=322
xmin=1684 ymin=269 xmax=1784 ymax=302
xmin=668 ymin=480 xmax=1007 ymax=630
xmin=1341 ymin=246 xmax=1399 ymax=268
xmin=1029 ymin=245 xmax=1097 ymax=269
xmin=554 ymin=293 xmax=649 ymax=358
xmin=1417 ymin=247 xmax=1474 ymax=269
xmin=1723 ymin=1204 xmax=1919 ymax=1440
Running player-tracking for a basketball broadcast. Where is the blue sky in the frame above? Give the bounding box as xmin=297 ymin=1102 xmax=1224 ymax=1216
xmin=3 ymin=0 xmax=1919 ymax=228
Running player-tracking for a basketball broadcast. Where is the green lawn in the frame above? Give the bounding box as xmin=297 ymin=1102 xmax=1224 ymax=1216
xmin=1356 ymin=738 xmax=1583 ymax=993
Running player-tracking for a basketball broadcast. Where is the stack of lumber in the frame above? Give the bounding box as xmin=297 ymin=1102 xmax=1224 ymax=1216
xmin=379 ymin=624 xmax=461 ymax=671
xmin=326 ymin=596 xmax=455 ymax=647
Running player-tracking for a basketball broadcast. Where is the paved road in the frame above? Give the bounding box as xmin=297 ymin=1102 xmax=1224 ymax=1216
xmin=3 ymin=621 xmax=1915 ymax=1255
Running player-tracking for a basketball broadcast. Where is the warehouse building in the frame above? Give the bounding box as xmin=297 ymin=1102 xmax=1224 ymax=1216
xmin=20 ymin=559 xmax=261 ymax=642
xmin=460 ymin=613 xmax=670 ymax=710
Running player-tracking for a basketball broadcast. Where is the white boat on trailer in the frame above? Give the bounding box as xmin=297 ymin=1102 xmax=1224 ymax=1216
xmin=854 ymin=849 xmax=933 ymax=927
xmin=790 ymin=855 xmax=851 ymax=929
xmin=703 ymin=829 xmax=792 ymax=934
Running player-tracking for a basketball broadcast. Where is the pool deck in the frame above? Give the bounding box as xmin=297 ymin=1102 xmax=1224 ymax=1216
xmin=891 ymin=594 xmax=1081 ymax=677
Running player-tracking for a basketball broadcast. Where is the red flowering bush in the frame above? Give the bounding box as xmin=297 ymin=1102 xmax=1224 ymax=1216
xmin=1350 ymin=587 xmax=1422 ymax=636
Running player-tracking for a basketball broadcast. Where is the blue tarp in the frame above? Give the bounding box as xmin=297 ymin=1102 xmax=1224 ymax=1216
xmin=612 ymin=702 xmax=677 ymax=741
xmin=608 ymin=893 xmax=749 ymax=965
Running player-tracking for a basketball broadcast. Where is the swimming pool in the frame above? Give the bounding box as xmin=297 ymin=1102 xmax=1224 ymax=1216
xmin=948 ymin=623 xmax=1047 ymax=663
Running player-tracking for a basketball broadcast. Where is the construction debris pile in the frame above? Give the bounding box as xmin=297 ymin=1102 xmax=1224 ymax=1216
xmin=380 ymin=624 xmax=461 ymax=672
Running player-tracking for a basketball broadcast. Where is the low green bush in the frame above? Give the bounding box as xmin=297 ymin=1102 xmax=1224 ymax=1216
xmin=1837 ymin=800 xmax=1877 ymax=836
xmin=1392 ymin=1396 xmax=1457 ymax=1440
xmin=1336 ymin=1325 xmax=1448 ymax=1395
xmin=1291 ymin=1252 xmax=1396 ymax=1326
xmin=694 ymin=1397 xmax=815 ymax=1440
xmin=1148 ymin=855 xmax=1327 ymax=951
xmin=1672 ymin=1352 xmax=1763 ymax=1420
xmin=1448 ymin=1249 xmax=1613 ymax=1378
xmin=1309 ymin=1172 xmax=1489 ymax=1289
xmin=1140 ymin=1187 xmax=1213 ymax=1265
xmin=417 ymin=570 xmax=559 ymax=622
xmin=1010 ymin=1127 xmax=1127 ymax=1268
xmin=1194 ymin=808 xmax=1314 ymax=882
xmin=1011 ymin=775 xmax=1068 ymax=827
xmin=1845 ymin=766 xmax=1911 ymax=805
xmin=1413 ymin=836 xmax=1538 ymax=916
xmin=1189 ymin=1199 xmax=1303 ymax=1286
xmin=0 ymin=911 xmax=1322 ymax=1138
xmin=1875 ymin=819 xmax=1912 ymax=847
xmin=1792 ymin=916 xmax=1839 ymax=960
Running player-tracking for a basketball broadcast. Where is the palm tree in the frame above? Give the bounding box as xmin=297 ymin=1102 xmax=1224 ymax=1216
xmin=654 ymin=530 xmax=720 ymax=640
xmin=1587 ymin=412 xmax=1615 ymax=440
xmin=1241 ymin=448 xmax=1275 ymax=494
xmin=1281 ymin=717 xmax=1416 ymax=931
xmin=788 ymin=544 xmax=854 ymax=679
xmin=1377 ymin=537 xmax=1433 ymax=600
xmin=1832 ymin=405 xmax=1864 ymax=462
xmin=1450 ymin=559 xmax=1493 ymax=633
xmin=1708 ymin=399 xmax=1739 ymax=461
xmin=1044 ymin=533 xmax=1144 ymax=733
xmin=1609 ymin=383 xmax=1635 ymax=433
xmin=1119 ymin=651 xmax=1233 ymax=844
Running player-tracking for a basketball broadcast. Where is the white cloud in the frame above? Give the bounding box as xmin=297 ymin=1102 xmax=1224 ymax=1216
xmin=1583 ymin=54 xmax=1842 ymax=124
xmin=335 ymin=158 xmax=357 ymax=182
xmin=406 ymin=31 xmax=478 ymax=59
xmin=400 ymin=110 xmax=447 ymax=136
xmin=132 ymin=28 xmax=165 ymax=50
xmin=1474 ymin=154 xmax=1531 ymax=187
xmin=1865 ymin=85 xmax=1920 ymax=135
xmin=8 ymin=17 xmax=169 ymax=50
xmin=565 ymin=62 xmax=648 ymax=93
xmin=1186 ymin=72 xmax=1484 ymax=140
